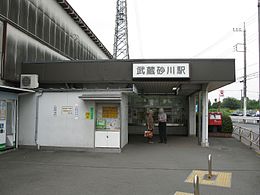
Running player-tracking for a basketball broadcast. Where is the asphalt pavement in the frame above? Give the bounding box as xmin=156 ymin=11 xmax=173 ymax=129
xmin=0 ymin=136 xmax=259 ymax=195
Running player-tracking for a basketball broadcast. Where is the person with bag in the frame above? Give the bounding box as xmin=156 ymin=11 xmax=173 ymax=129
xmin=144 ymin=110 xmax=154 ymax=144
xmin=158 ymin=108 xmax=167 ymax=143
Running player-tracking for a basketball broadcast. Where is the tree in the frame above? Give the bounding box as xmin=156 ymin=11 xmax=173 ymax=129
xmin=208 ymin=100 xmax=212 ymax=109
xmin=221 ymin=97 xmax=240 ymax=110
xmin=247 ymin=99 xmax=259 ymax=110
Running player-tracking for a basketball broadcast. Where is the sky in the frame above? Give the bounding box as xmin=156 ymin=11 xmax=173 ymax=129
xmin=67 ymin=0 xmax=259 ymax=101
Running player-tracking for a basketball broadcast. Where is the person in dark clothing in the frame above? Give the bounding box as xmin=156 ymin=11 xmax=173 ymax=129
xmin=158 ymin=108 xmax=167 ymax=143
xmin=146 ymin=110 xmax=154 ymax=144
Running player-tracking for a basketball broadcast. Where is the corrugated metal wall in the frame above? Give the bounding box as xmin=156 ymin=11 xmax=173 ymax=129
xmin=0 ymin=0 xmax=110 ymax=81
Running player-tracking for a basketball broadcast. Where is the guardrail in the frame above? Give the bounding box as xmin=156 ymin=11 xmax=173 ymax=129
xmin=231 ymin=116 xmax=259 ymax=124
xmin=232 ymin=125 xmax=260 ymax=150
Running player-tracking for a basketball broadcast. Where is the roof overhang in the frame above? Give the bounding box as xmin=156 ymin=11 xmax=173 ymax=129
xmin=0 ymin=85 xmax=35 ymax=94
xmin=22 ymin=59 xmax=235 ymax=96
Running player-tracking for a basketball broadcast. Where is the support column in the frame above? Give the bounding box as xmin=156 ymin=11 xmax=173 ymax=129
xmin=198 ymin=92 xmax=202 ymax=144
xmin=189 ymin=94 xmax=196 ymax=136
xmin=201 ymin=85 xmax=209 ymax=147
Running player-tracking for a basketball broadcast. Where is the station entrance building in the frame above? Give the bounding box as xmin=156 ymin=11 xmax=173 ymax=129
xmin=18 ymin=59 xmax=235 ymax=150
xmin=0 ymin=0 xmax=235 ymax=152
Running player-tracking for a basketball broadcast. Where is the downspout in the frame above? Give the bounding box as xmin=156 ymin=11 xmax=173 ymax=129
xmin=35 ymin=91 xmax=43 ymax=150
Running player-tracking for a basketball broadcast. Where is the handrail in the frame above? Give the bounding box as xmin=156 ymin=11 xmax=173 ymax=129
xmin=232 ymin=125 xmax=260 ymax=150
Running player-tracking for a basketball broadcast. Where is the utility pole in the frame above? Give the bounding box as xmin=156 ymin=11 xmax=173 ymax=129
xmin=258 ymin=0 xmax=260 ymax=149
xmin=233 ymin=23 xmax=247 ymax=116
xmin=243 ymin=22 xmax=247 ymax=117
xmin=113 ymin=0 xmax=129 ymax=59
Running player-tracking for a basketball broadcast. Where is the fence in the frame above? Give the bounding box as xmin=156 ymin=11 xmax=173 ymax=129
xmin=232 ymin=125 xmax=260 ymax=151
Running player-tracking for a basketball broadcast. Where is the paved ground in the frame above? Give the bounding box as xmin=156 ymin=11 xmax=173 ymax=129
xmin=0 ymin=136 xmax=260 ymax=195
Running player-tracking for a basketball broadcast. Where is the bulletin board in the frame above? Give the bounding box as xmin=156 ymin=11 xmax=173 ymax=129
xmin=96 ymin=104 xmax=120 ymax=130
xmin=102 ymin=107 xmax=118 ymax=118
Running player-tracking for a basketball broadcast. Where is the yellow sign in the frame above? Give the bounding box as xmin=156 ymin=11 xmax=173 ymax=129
xmin=102 ymin=107 xmax=118 ymax=118
xmin=85 ymin=112 xmax=90 ymax=119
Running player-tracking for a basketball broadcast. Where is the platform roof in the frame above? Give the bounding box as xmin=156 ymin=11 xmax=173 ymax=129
xmin=22 ymin=59 xmax=235 ymax=96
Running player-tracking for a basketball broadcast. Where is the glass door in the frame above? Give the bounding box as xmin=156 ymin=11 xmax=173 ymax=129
xmin=6 ymin=100 xmax=16 ymax=148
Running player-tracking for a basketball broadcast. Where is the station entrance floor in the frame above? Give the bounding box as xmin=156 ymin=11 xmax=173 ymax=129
xmin=0 ymin=137 xmax=259 ymax=195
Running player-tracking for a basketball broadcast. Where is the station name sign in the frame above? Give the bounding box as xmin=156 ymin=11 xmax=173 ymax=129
xmin=133 ymin=63 xmax=190 ymax=78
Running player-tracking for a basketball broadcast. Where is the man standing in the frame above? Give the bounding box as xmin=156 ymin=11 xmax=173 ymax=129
xmin=158 ymin=108 xmax=167 ymax=143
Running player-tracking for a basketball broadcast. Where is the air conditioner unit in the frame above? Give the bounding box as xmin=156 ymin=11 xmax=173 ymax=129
xmin=20 ymin=74 xmax=39 ymax=89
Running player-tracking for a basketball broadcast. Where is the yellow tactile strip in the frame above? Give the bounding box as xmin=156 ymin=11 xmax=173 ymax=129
xmin=185 ymin=170 xmax=232 ymax=188
xmin=174 ymin=192 xmax=193 ymax=195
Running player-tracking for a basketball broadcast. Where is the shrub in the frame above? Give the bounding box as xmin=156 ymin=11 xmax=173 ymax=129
xmin=221 ymin=115 xmax=233 ymax=133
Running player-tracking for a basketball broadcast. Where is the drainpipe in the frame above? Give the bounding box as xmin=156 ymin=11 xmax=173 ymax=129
xmin=35 ymin=91 xmax=43 ymax=150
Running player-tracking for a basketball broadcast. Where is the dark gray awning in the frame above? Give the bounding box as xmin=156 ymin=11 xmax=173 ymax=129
xmin=22 ymin=59 xmax=235 ymax=95
xmin=0 ymin=85 xmax=35 ymax=94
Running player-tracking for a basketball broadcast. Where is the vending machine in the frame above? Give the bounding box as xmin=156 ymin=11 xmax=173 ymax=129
xmin=0 ymin=100 xmax=7 ymax=151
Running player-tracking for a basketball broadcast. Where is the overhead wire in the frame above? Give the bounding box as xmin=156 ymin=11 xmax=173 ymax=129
xmin=194 ymin=12 xmax=258 ymax=58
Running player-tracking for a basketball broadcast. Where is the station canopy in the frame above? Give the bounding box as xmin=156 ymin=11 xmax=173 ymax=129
xmin=22 ymin=59 xmax=235 ymax=96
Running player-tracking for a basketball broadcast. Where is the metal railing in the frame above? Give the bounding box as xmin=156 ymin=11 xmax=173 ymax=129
xmin=232 ymin=125 xmax=260 ymax=150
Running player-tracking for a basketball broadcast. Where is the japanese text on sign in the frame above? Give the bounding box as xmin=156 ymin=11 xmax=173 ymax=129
xmin=133 ymin=63 xmax=190 ymax=78
xmin=102 ymin=107 xmax=118 ymax=118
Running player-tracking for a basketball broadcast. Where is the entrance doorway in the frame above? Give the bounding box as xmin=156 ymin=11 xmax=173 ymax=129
xmin=0 ymin=99 xmax=17 ymax=150
xmin=128 ymin=95 xmax=189 ymax=137
xmin=6 ymin=100 xmax=16 ymax=148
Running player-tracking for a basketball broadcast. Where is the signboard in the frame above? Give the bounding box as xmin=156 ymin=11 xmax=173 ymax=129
xmin=102 ymin=107 xmax=118 ymax=118
xmin=96 ymin=119 xmax=106 ymax=129
xmin=85 ymin=112 xmax=90 ymax=119
xmin=61 ymin=106 xmax=73 ymax=115
xmin=0 ymin=101 xmax=7 ymax=120
xmin=133 ymin=63 xmax=190 ymax=78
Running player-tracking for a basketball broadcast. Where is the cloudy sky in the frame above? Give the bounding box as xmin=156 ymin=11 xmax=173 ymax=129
xmin=67 ymin=0 xmax=259 ymax=101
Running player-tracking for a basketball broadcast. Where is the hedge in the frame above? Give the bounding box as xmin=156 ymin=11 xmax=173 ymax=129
xmin=221 ymin=115 xmax=233 ymax=133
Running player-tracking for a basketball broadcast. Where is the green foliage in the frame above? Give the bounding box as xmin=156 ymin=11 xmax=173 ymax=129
xmin=209 ymin=108 xmax=232 ymax=116
xmin=247 ymin=99 xmax=259 ymax=110
xmin=221 ymin=97 xmax=241 ymax=110
xmin=221 ymin=115 xmax=233 ymax=133
xmin=210 ymin=102 xmax=219 ymax=109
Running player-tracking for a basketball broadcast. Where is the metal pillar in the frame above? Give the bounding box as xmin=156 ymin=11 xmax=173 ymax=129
xmin=193 ymin=175 xmax=200 ymax=195
xmin=198 ymin=92 xmax=202 ymax=145
xmin=201 ymin=86 xmax=209 ymax=147
xmin=113 ymin=0 xmax=129 ymax=59
xmin=189 ymin=94 xmax=196 ymax=136
xmin=208 ymin=154 xmax=212 ymax=178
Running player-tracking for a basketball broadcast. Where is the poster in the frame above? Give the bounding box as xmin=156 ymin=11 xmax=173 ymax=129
xmin=53 ymin=105 xmax=57 ymax=117
xmin=90 ymin=107 xmax=94 ymax=119
xmin=85 ymin=112 xmax=90 ymax=119
xmin=75 ymin=104 xmax=79 ymax=119
xmin=0 ymin=100 xmax=7 ymax=120
xmin=96 ymin=119 xmax=106 ymax=129
xmin=61 ymin=106 xmax=73 ymax=115
xmin=102 ymin=107 xmax=118 ymax=118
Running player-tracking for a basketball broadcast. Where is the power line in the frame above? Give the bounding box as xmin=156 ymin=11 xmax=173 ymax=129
xmin=194 ymin=13 xmax=258 ymax=58
xmin=193 ymin=31 xmax=233 ymax=57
